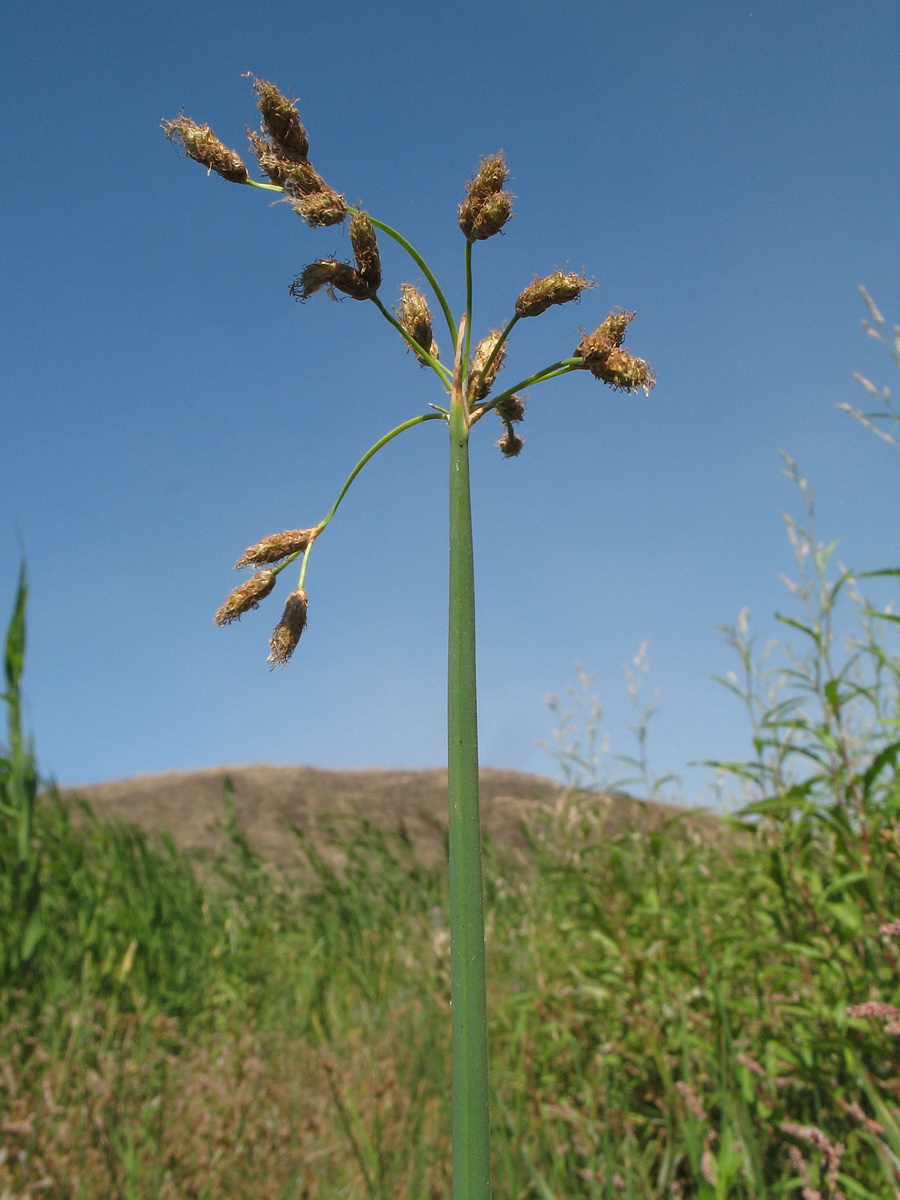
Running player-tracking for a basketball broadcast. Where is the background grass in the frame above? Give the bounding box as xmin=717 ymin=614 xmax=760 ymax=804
xmin=1 ymin=308 xmax=898 ymax=1197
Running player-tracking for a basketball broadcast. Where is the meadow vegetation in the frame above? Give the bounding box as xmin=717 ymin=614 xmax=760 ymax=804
xmin=0 ymin=302 xmax=898 ymax=1196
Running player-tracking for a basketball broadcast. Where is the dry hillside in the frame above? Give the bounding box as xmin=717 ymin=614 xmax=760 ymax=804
xmin=56 ymin=765 xmax=723 ymax=871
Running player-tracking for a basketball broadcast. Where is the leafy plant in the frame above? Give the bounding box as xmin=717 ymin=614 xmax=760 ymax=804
xmin=0 ymin=566 xmax=43 ymax=977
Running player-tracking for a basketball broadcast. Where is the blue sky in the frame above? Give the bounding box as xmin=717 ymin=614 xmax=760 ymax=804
xmin=2 ymin=0 xmax=898 ymax=802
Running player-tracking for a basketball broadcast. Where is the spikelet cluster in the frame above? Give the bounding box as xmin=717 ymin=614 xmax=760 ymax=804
xmin=459 ymin=154 xmax=513 ymax=241
xmin=575 ymin=310 xmax=655 ymax=395
xmin=248 ymin=79 xmax=346 ymax=227
xmin=215 ymin=529 xmax=318 ymax=665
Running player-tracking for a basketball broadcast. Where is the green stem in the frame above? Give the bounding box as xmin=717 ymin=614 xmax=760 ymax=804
xmin=320 ymin=412 xmax=445 ymax=528
xmin=472 ymin=358 xmax=583 ymax=420
xmin=463 ymin=241 xmax=474 ymax=390
xmin=268 ymin=412 xmax=446 ymax=583
xmin=240 ymin=185 xmax=456 ymax=344
xmin=447 ymin=316 xmax=491 ymax=1200
xmin=245 ymin=178 xmax=286 ymax=194
xmin=482 ymin=314 xmax=520 ymax=382
xmin=363 ymin=213 xmax=458 ymax=346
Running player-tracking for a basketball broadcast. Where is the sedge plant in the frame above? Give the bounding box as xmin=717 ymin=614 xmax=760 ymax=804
xmin=163 ymin=79 xmax=655 ymax=1199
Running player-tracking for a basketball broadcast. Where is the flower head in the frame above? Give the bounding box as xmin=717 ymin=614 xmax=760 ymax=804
xmin=162 ymin=116 xmax=249 ymax=184
xmin=495 ymin=430 xmax=524 ymax=458
xmin=214 ymin=570 xmax=277 ymax=625
xmin=235 ymin=529 xmax=317 ymax=570
xmin=349 ymin=211 xmax=381 ymax=294
xmin=291 ymin=260 xmax=371 ymax=301
xmin=516 ymin=271 xmax=595 ymax=318
xmin=268 ymin=588 xmax=309 ymax=666
xmin=575 ymin=310 xmax=655 ymax=395
xmin=252 ymin=79 xmax=309 ymax=161
xmin=459 ymin=153 xmax=513 ymax=241
xmin=287 ymin=185 xmax=347 ymax=228
xmin=494 ymin=394 xmax=525 ymax=424
xmin=469 ymin=330 xmax=507 ymax=402
xmin=396 ymin=284 xmax=439 ymax=364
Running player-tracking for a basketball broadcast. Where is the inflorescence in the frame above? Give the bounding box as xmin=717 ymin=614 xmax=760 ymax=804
xmin=165 ymin=79 xmax=656 ymax=666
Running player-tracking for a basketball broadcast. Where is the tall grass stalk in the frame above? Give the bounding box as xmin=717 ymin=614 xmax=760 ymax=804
xmin=162 ymin=79 xmax=655 ymax=1197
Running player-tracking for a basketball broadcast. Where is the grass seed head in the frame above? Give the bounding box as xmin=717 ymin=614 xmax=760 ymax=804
xmin=589 ymin=347 xmax=656 ymax=394
xmin=214 ymin=570 xmax=277 ymax=625
xmin=515 ymin=271 xmax=595 ymax=318
xmin=288 ymin=185 xmax=347 ymax=228
xmin=252 ymin=79 xmax=310 ymax=161
xmin=459 ymin=153 xmax=513 ymax=241
xmin=349 ymin=211 xmax=382 ymax=293
xmin=234 ymin=529 xmax=317 ymax=570
xmin=575 ymin=309 xmax=635 ymax=363
xmin=247 ymin=133 xmax=324 ymax=191
xmin=268 ymin=588 xmax=309 ymax=666
xmin=290 ymin=259 xmax=372 ymax=301
xmin=469 ymin=330 xmax=507 ymax=401
xmin=396 ymin=284 xmax=439 ymax=364
xmin=495 ymin=429 xmax=524 ymax=458
xmin=494 ymin=393 xmax=525 ymax=423
xmin=162 ymin=116 xmax=250 ymax=184
xmin=575 ymin=310 xmax=655 ymax=394
xmin=461 ymin=191 xmax=513 ymax=241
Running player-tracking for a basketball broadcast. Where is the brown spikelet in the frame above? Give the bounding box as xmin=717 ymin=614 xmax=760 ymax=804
xmin=247 ymin=132 xmax=323 ymax=190
xmin=458 ymin=153 xmax=513 ymax=241
xmin=574 ymin=310 xmax=654 ymax=394
xmin=252 ymin=79 xmax=310 ymax=161
xmin=465 ymin=153 xmax=509 ymax=202
xmin=349 ymin=211 xmax=381 ymax=293
xmin=214 ymin=570 xmax=277 ymax=626
xmin=234 ymin=529 xmax=317 ymax=569
xmin=516 ymin=271 xmax=595 ymax=318
xmin=268 ymin=588 xmax=309 ymax=666
xmin=396 ymin=284 xmax=439 ymax=364
xmin=162 ymin=116 xmax=249 ymax=184
xmin=461 ymin=191 xmax=512 ymax=241
xmin=290 ymin=260 xmax=371 ymax=301
xmin=495 ymin=430 xmax=524 ymax=458
xmin=494 ymin=394 xmax=525 ymax=423
xmin=289 ymin=186 xmax=347 ymax=227
xmin=468 ymin=331 xmax=506 ymax=402
xmin=589 ymin=348 xmax=656 ymax=394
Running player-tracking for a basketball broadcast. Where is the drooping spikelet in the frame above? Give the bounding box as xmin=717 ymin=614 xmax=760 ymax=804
xmin=268 ymin=588 xmax=309 ymax=666
xmin=214 ymin=570 xmax=277 ymax=626
xmin=495 ymin=430 xmax=524 ymax=458
xmin=162 ymin=116 xmax=250 ymax=183
xmin=515 ymin=271 xmax=595 ymax=318
xmin=458 ymin=153 xmax=513 ymax=241
xmin=396 ymin=284 xmax=439 ymax=365
xmin=234 ymin=529 xmax=317 ymax=570
xmin=290 ymin=260 xmax=372 ymax=301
